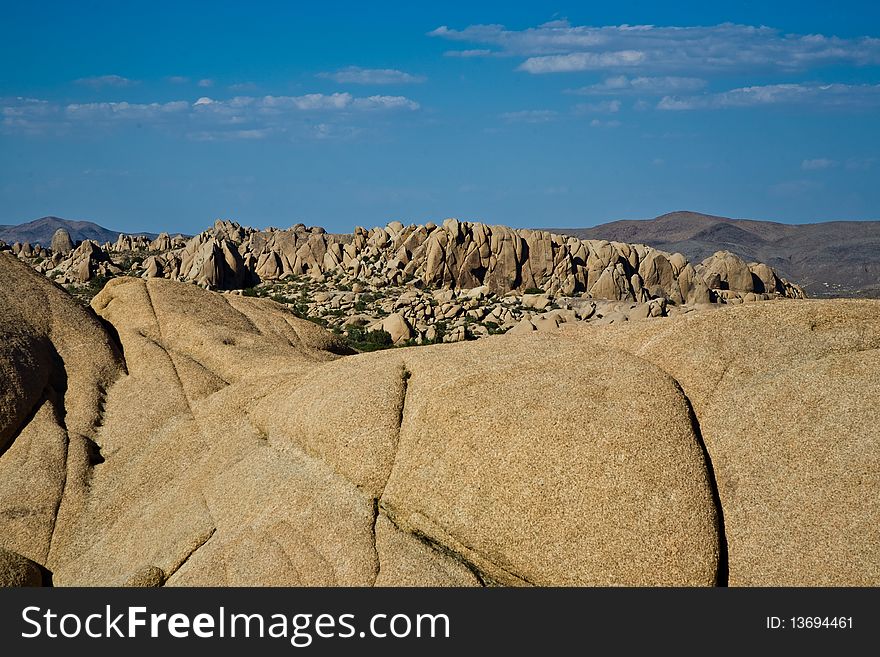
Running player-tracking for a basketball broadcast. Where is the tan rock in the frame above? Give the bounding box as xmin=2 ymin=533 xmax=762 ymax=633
xmin=121 ymin=565 xmax=166 ymax=587
xmin=567 ymin=299 xmax=880 ymax=585
xmin=376 ymin=313 xmax=412 ymax=345
xmin=701 ymin=251 xmax=754 ymax=292
xmin=0 ymin=547 xmax=43 ymax=586
xmin=50 ymin=228 xmax=75 ymax=255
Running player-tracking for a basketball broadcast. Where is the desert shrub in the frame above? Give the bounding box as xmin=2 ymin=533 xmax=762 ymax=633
xmin=343 ymin=325 xmax=394 ymax=352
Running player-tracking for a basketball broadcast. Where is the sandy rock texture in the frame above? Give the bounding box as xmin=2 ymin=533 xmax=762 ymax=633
xmin=0 ymin=254 xmax=877 ymax=586
xmin=0 ymin=253 xmax=124 ymax=575
xmin=563 ymin=299 xmax=880 ymax=585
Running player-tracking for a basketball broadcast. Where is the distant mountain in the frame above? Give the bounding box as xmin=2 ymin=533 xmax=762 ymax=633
xmin=551 ymin=211 xmax=880 ymax=298
xmin=0 ymin=216 xmax=156 ymax=247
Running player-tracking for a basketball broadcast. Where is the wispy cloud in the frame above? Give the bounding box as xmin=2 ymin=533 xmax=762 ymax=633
xmin=1 ymin=92 xmax=421 ymax=139
xmin=318 ymin=66 xmax=426 ymax=84
xmin=657 ymin=83 xmax=880 ymax=110
xmin=521 ymin=51 xmax=645 ymax=73
xmin=166 ymin=76 xmax=189 ymax=84
xmin=589 ymin=118 xmax=622 ymax=128
xmin=430 ymin=21 xmax=880 ymax=74
xmin=769 ymin=179 xmax=824 ymax=197
xmin=569 ymin=75 xmax=706 ymax=95
xmin=197 ymin=78 xmax=214 ymax=88
xmin=845 ymin=157 xmax=876 ymax=170
xmin=65 ymin=100 xmax=190 ymax=120
xmin=576 ymin=99 xmax=622 ymax=113
xmin=74 ymin=74 xmax=138 ymax=88
xmin=801 ymin=158 xmax=837 ymax=170
xmin=443 ymin=49 xmax=493 ymax=58
xmin=500 ymin=109 xmax=558 ymax=123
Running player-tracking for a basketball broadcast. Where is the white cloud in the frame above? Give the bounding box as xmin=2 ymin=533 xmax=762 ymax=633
xmin=570 ymin=75 xmax=707 ymax=95
xmin=657 ymin=83 xmax=880 ymax=110
xmin=167 ymin=76 xmax=189 ymax=84
xmin=0 ymin=97 xmax=57 ymax=134
xmin=520 ymin=50 xmax=645 ymax=73
xmin=352 ymin=95 xmax=420 ymax=110
xmin=188 ymin=128 xmax=273 ymax=141
xmin=801 ymin=158 xmax=837 ymax=170
xmin=64 ymin=100 xmax=190 ymax=120
xmin=1 ymin=92 xmax=420 ymax=138
xmin=430 ymin=21 xmax=880 ymax=73
xmin=197 ymin=78 xmax=214 ymax=88
xmin=443 ymin=49 xmax=493 ymax=58
xmin=500 ymin=109 xmax=558 ymax=123
xmin=577 ymin=99 xmax=622 ymax=113
xmin=318 ymin=66 xmax=426 ymax=84
xmin=74 ymin=74 xmax=138 ymax=88
xmin=589 ymin=118 xmax=622 ymax=128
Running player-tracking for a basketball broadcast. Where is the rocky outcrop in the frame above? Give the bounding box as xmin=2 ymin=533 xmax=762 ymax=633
xmin=50 ymin=228 xmax=75 ymax=255
xmin=0 ymin=257 xmax=875 ymax=586
xmin=183 ymin=219 xmax=803 ymax=300
xmin=0 ymin=253 xmax=125 ymax=572
xmin=52 ymin=240 xmax=122 ymax=283
xmin=16 ymin=218 xmax=805 ymax=308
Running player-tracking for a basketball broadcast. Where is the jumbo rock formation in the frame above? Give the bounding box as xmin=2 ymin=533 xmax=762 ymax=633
xmin=8 ymin=218 xmax=804 ymax=305
xmin=0 ymin=251 xmax=876 ymax=587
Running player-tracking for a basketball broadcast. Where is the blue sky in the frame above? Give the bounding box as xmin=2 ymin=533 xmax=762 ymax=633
xmin=1 ymin=0 xmax=878 ymax=234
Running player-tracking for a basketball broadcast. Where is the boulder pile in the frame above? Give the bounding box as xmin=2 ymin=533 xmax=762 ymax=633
xmin=4 ymin=219 xmax=804 ymax=305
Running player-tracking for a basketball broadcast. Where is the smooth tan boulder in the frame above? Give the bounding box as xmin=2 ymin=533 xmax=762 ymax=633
xmin=378 ymin=338 xmax=721 ymax=586
xmin=375 ymin=312 xmax=413 ymax=345
xmin=48 ymin=277 xmax=354 ymax=585
xmin=50 ymin=228 xmax=75 ymax=255
xmin=564 ymin=299 xmax=880 ymax=585
xmin=0 ymin=547 xmax=43 ymax=586
xmin=0 ymin=253 xmax=124 ymax=573
xmin=121 ymin=565 xmax=166 ymax=587
xmin=700 ymin=250 xmax=754 ymax=292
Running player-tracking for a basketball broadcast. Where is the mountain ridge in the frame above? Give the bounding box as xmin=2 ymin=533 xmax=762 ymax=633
xmin=0 ymin=216 xmax=157 ymax=246
xmin=551 ymin=211 xmax=880 ymax=297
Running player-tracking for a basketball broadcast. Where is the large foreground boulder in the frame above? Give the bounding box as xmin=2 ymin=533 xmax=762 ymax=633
xmin=568 ymin=299 xmax=880 ymax=585
xmin=0 ymin=253 xmax=124 ymax=573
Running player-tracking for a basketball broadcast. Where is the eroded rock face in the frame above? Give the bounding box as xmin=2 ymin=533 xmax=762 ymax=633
xmin=50 ymin=228 xmax=74 ymax=256
xmin=568 ymin=300 xmax=880 ymax=585
xmin=0 ymin=547 xmax=43 ymax=586
xmin=0 ymin=253 xmax=124 ymax=571
xmin=32 ymin=217 xmax=803 ymax=302
xmin=0 ymin=259 xmax=875 ymax=587
xmin=52 ymin=240 xmax=122 ymax=283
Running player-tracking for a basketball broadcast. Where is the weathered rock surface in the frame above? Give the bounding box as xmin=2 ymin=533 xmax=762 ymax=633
xmin=50 ymin=228 xmax=75 ymax=255
xmin=0 ymin=258 xmax=876 ymax=587
xmin=12 ymin=218 xmax=804 ymax=304
xmin=0 ymin=547 xmax=44 ymax=586
xmin=563 ymin=299 xmax=880 ymax=585
xmin=0 ymin=253 xmax=124 ymax=571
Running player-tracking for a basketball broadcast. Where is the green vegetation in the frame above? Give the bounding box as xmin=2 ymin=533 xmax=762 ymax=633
xmin=343 ymin=325 xmax=394 ymax=352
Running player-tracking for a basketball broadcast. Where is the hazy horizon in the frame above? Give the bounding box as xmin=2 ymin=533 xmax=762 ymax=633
xmin=2 ymin=1 xmax=879 ymax=234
